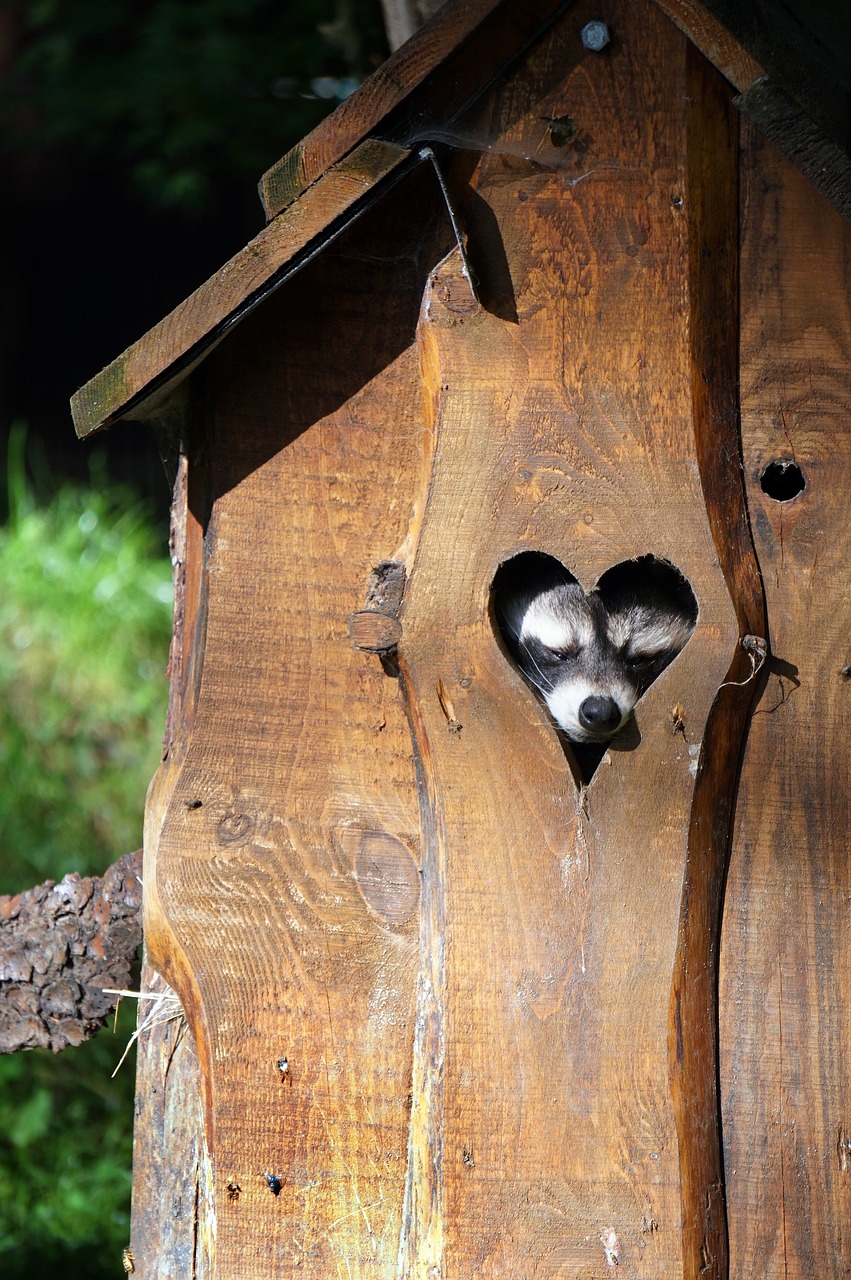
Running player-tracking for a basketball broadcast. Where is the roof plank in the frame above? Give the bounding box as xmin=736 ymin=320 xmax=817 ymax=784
xmin=71 ymin=139 xmax=413 ymax=439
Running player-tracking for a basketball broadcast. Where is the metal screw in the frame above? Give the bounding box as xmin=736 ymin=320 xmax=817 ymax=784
xmin=581 ymin=20 xmax=611 ymax=51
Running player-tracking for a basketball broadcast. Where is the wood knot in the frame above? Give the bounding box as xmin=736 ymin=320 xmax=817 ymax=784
xmin=216 ymin=811 xmax=255 ymax=846
xmin=351 ymin=831 xmax=420 ymax=928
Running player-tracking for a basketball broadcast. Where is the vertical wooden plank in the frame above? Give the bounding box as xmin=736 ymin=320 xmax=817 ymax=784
xmin=129 ymin=956 xmax=212 ymax=1280
xmin=667 ymin=46 xmax=766 ymax=1280
xmin=721 ymin=122 xmax=851 ymax=1278
xmin=131 ymin=414 xmax=215 ymax=1279
xmin=142 ymin=177 xmax=453 ymax=1278
xmin=394 ymin=2 xmax=754 ymax=1273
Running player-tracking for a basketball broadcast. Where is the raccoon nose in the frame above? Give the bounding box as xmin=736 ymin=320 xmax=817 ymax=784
xmin=578 ymin=695 xmax=622 ymax=735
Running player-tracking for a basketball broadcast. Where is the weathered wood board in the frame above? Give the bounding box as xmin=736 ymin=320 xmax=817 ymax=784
xmin=124 ymin=1 xmax=850 ymax=1277
xmin=720 ymin=123 xmax=851 ymax=1278
xmin=142 ymin=172 xmax=454 ymax=1277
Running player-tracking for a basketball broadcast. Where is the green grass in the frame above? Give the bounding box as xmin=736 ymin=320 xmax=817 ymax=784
xmin=0 ymin=427 xmax=173 ymax=1275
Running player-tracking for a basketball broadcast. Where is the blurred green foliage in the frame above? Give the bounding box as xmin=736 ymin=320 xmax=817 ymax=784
xmin=0 ymin=427 xmax=173 ymax=891
xmin=1 ymin=0 xmax=388 ymax=212
xmin=0 ymin=1006 xmax=140 ymax=1278
xmin=0 ymin=427 xmax=173 ymax=1276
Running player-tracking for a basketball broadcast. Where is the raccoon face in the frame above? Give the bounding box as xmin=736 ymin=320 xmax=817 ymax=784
xmin=496 ymin=554 xmax=697 ymax=744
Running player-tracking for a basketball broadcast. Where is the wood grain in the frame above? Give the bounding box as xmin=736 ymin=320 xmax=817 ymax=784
xmin=131 ymin=420 xmax=215 ymax=1279
xmin=130 ymin=2 xmax=804 ymax=1275
xmin=128 ymin=957 xmax=212 ymax=1280
xmin=721 ymin=121 xmax=851 ymax=1279
xmin=735 ymin=77 xmax=851 ymax=223
xmin=666 ymin=47 xmax=767 ymax=1280
xmin=650 ymin=0 xmax=762 ymax=91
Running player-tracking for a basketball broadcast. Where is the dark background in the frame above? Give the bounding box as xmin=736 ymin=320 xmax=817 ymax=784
xmin=0 ymin=0 xmax=389 ymax=512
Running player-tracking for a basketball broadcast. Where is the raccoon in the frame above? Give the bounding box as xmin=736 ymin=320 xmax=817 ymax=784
xmin=495 ymin=553 xmax=697 ymax=746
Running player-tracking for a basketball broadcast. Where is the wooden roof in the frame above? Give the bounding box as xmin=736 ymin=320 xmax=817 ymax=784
xmin=72 ymin=0 xmax=849 ymax=440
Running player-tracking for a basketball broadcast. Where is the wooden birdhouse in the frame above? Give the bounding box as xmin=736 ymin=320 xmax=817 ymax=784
xmin=72 ymin=1 xmax=851 ymax=1276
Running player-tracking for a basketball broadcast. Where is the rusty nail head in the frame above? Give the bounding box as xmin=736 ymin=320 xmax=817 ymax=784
xmin=581 ymin=20 xmax=610 ymax=50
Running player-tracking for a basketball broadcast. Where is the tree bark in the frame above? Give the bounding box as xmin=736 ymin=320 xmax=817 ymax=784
xmin=0 ymin=850 xmax=142 ymax=1053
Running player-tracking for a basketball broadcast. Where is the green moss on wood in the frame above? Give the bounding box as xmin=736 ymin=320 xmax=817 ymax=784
xmin=70 ymin=355 xmax=129 ymax=439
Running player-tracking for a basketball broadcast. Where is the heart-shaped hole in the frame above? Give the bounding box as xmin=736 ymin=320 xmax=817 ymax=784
xmin=492 ymin=551 xmax=698 ymax=782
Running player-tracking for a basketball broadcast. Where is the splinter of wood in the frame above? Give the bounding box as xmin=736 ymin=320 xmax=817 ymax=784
xmin=436 ymin=678 xmax=462 ymax=733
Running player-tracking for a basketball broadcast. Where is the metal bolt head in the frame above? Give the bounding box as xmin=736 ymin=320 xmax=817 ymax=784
xmin=581 ymin=20 xmax=611 ymax=51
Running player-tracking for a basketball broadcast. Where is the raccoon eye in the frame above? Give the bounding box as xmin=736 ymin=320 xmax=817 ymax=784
xmin=544 ymin=645 xmax=579 ymax=662
xmin=623 ymin=652 xmax=655 ymax=671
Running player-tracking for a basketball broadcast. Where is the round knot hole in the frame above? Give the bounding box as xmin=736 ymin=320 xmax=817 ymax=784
xmin=760 ymin=458 xmax=806 ymax=502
